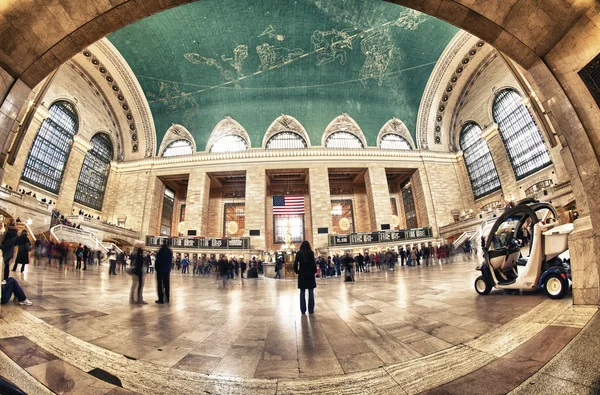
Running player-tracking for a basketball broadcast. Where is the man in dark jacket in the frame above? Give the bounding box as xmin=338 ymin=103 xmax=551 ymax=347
xmin=155 ymin=241 xmax=172 ymax=304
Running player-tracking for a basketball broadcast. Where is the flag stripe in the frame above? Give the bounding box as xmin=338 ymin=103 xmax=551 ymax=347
xmin=273 ymin=195 xmax=305 ymax=215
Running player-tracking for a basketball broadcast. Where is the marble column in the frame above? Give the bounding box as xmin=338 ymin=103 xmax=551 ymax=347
xmin=365 ymin=166 xmax=393 ymax=231
xmin=56 ymin=135 xmax=93 ymax=215
xmin=308 ymin=167 xmax=332 ymax=253
xmin=185 ymin=169 xmax=211 ymax=236
xmin=244 ymin=168 xmax=266 ymax=252
xmin=568 ymin=216 xmax=599 ymax=305
xmin=140 ymin=174 xmax=164 ymax=237
xmin=483 ymin=123 xmax=518 ymax=201
xmin=410 ymin=168 xmax=438 ymax=235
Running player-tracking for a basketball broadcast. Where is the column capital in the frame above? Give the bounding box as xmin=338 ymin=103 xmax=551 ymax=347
xmin=72 ymin=135 xmax=94 ymax=153
xmin=481 ymin=123 xmax=499 ymax=140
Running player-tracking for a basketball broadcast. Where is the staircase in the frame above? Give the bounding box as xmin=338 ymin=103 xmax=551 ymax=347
xmin=50 ymin=225 xmax=122 ymax=254
xmin=452 ymin=231 xmax=473 ymax=250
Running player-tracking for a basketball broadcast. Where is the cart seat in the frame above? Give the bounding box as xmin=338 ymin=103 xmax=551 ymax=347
xmin=516 ymin=258 xmax=528 ymax=266
xmin=500 ymin=248 xmax=520 ymax=272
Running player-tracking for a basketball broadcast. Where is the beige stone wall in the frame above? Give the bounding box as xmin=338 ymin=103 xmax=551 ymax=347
xmin=352 ymin=185 xmax=371 ymax=233
xmin=308 ymin=167 xmax=332 ymax=252
xmin=207 ymin=187 xmax=223 ymax=237
xmin=185 ymin=169 xmax=210 ymax=237
xmin=410 ymin=169 xmax=430 ymax=229
xmin=421 ymin=161 xmax=469 ymax=229
xmin=245 ymin=168 xmax=267 ymax=251
xmin=364 ymin=166 xmax=393 ymax=231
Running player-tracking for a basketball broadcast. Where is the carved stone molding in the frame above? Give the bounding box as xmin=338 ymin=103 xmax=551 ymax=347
xmin=322 ymin=113 xmax=367 ymax=147
xmin=262 ymin=114 xmax=311 ymax=148
xmin=87 ymin=39 xmax=156 ymax=158
xmin=157 ymin=124 xmax=196 ymax=157
xmin=66 ymin=61 xmax=125 ymax=161
xmin=376 ymin=117 xmax=415 ymax=149
xmin=206 ymin=116 xmax=250 ymax=152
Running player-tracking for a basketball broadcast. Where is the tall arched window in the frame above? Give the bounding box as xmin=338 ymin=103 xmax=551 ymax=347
xmin=162 ymin=139 xmax=193 ymax=157
xmin=74 ymin=134 xmax=113 ymax=210
xmin=460 ymin=123 xmax=501 ymax=199
xmin=492 ymin=89 xmax=551 ymax=180
xmin=325 ymin=132 xmax=364 ymax=149
xmin=380 ymin=134 xmax=411 ymax=150
xmin=22 ymin=101 xmax=78 ymax=193
xmin=266 ymin=132 xmax=307 ymax=149
xmin=210 ymin=134 xmax=248 ymax=153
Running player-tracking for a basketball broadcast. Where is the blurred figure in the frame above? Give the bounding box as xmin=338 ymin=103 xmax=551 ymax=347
xmin=12 ymin=230 xmax=31 ymax=273
xmin=108 ymin=246 xmax=117 ymax=275
xmin=218 ymin=255 xmax=229 ymax=288
xmin=75 ymin=243 xmax=83 ymax=270
xmin=82 ymin=245 xmax=89 ymax=270
xmin=130 ymin=248 xmax=147 ymax=304
xmin=1 ymin=222 xmax=18 ymax=282
xmin=155 ymin=241 xmax=172 ymax=304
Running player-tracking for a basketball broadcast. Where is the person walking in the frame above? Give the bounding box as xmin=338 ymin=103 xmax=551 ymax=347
xmin=240 ymin=258 xmax=247 ymax=278
xmin=12 ymin=230 xmax=31 ymax=273
xmin=293 ymin=240 xmax=316 ymax=315
xmin=1 ymin=223 xmax=18 ymax=282
xmin=155 ymin=241 xmax=172 ymax=304
xmin=274 ymin=257 xmax=282 ymax=279
xmin=399 ymin=247 xmax=406 ymax=266
xmin=108 ymin=246 xmax=117 ymax=275
xmin=218 ymin=255 xmax=229 ymax=288
xmin=82 ymin=245 xmax=90 ymax=270
xmin=130 ymin=248 xmax=147 ymax=304
xmin=181 ymin=255 xmax=189 ymax=274
xmin=75 ymin=244 xmax=83 ymax=270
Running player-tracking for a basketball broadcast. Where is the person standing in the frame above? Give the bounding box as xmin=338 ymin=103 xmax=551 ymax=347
xmin=1 ymin=223 xmax=18 ymax=282
xmin=12 ymin=230 xmax=31 ymax=273
xmin=181 ymin=255 xmax=189 ymax=274
xmin=130 ymin=248 xmax=147 ymax=304
xmin=108 ymin=247 xmax=117 ymax=275
xmin=240 ymin=258 xmax=247 ymax=278
xmin=274 ymin=257 xmax=282 ymax=279
xmin=399 ymin=247 xmax=406 ymax=266
xmin=218 ymin=255 xmax=229 ymax=288
xmin=293 ymin=241 xmax=316 ymax=314
xmin=356 ymin=253 xmax=364 ymax=272
xmin=155 ymin=241 xmax=172 ymax=304
xmin=75 ymin=244 xmax=83 ymax=270
xmin=82 ymin=245 xmax=89 ymax=270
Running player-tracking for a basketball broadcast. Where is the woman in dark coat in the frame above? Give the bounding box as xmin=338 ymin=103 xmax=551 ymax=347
xmin=1 ymin=224 xmax=18 ymax=281
xmin=293 ymin=240 xmax=316 ymax=314
xmin=12 ymin=230 xmax=30 ymax=273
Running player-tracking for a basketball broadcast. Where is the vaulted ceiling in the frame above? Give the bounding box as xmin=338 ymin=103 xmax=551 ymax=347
xmin=108 ymin=0 xmax=459 ymax=151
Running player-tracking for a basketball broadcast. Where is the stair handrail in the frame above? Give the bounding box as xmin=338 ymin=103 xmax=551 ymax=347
xmin=50 ymin=225 xmax=109 ymax=253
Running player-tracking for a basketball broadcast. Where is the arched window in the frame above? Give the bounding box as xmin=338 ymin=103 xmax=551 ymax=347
xmin=21 ymin=101 xmax=78 ymax=193
xmin=460 ymin=123 xmax=501 ymax=199
xmin=162 ymin=139 xmax=193 ymax=157
xmin=74 ymin=134 xmax=113 ymax=210
xmin=492 ymin=89 xmax=551 ymax=180
xmin=210 ymin=134 xmax=248 ymax=153
xmin=325 ymin=132 xmax=364 ymax=149
xmin=380 ymin=134 xmax=411 ymax=150
xmin=266 ymin=132 xmax=307 ymax=149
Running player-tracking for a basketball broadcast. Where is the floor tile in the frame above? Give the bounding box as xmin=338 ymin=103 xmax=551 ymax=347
xmin=0 ymin=336 xmax=58 ymax=369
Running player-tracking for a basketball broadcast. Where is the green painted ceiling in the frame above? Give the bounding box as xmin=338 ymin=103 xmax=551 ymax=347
xmin=108 ymin=0 xmax=459 ymax=152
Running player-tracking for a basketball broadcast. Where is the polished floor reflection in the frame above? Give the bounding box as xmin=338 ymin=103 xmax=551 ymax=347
xmin=0 ymin=257 xmax=597 ymax=394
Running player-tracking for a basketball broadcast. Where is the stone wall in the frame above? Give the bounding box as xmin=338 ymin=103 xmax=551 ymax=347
xmin=308 ymin=167 xmax=332 ymax=252
xmin=353 ymin=185 xmax=371 ymax=233
xmin=364 ymin=166 xmax=393 ymax=231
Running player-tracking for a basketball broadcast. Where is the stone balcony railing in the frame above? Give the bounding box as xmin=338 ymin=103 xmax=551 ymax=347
xmin=64 ymin=215 xmax=139 ymax=239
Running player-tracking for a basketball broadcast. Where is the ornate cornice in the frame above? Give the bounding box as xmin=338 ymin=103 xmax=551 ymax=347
xmin=416 ymin=30 xmax=472 ymax=149
xmin=87 ymin=39 xmax=156 ymax=158
xmin=322 ymin=113 xmax=367 ymax=147
xmin=113 ymin=147 xmax=462 ymax=171
xmin=66 ymin=61 xmax=125 ymax=161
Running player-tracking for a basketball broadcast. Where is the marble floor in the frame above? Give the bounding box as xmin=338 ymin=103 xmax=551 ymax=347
xmin=0 ymin=257 xmax=597 ymax=394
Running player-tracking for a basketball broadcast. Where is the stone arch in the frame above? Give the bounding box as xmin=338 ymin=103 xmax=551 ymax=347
xmin=262 ymin=114 xmax=311 ymax=149
xmin=157 ymin=124 xmax=196 ymax=157
xmin=377 ymin=117 xmax=415 ymax=149
xmin=206 ymin=117 xmax=250 ymax=153
xmin=322 ymin=113 xmax=367 ymax=148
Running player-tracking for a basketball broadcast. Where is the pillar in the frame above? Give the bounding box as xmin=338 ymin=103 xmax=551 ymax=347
xmin=365 ymin=166 xmax=393 ymax=231
xmin=483 ymin=123 xmax=519 ymax=201
xmin=1 ymin=108 xmax=46 ymax=190
xmin=410 ymin=168 xmax=438 ymax=235
xmin=244 ymin=168 xmax=266 ymax=251
xmin=140 ymin=174 xmax=163 ymax=237
xmin=308 ymin=167 xmax=332 ymax=253
xmin=56 ymin=135 xmax=93 ymax=214
xmin=185 ymin=169 xmax=211 ymax=236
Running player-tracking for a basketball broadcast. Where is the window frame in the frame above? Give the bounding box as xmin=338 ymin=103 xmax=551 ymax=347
xmin=325 ymin=131 xmax=364 ymax=149
xmin=21 ymin=100 xmax=79 ymax=194
xmin=265 ymin=131 xmax=307 ymax=150
xmin=492 ymin=89 xmax=552 ymax=180
xmin=209 ymin=134 xmax=248 ymax=153
xmin=162 ymin=139 xmax=194 ymax=157
xmin=380 ymin=133 xmax=412 ymax=150
xmin=459 ymin=122 xmax=502 ymax=199
xmin=74 ymin=133 xmax=113 ymax=211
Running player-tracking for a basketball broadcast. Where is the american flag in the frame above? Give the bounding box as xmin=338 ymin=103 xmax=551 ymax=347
xmin=273 ymin=196 xmax=304 ymax=215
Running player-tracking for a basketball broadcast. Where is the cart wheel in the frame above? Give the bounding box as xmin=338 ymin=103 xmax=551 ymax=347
xmin=545 ymin=274 xmax=568 ymax=299
xmin=475 ymin=276 xmax=491 ymax=295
